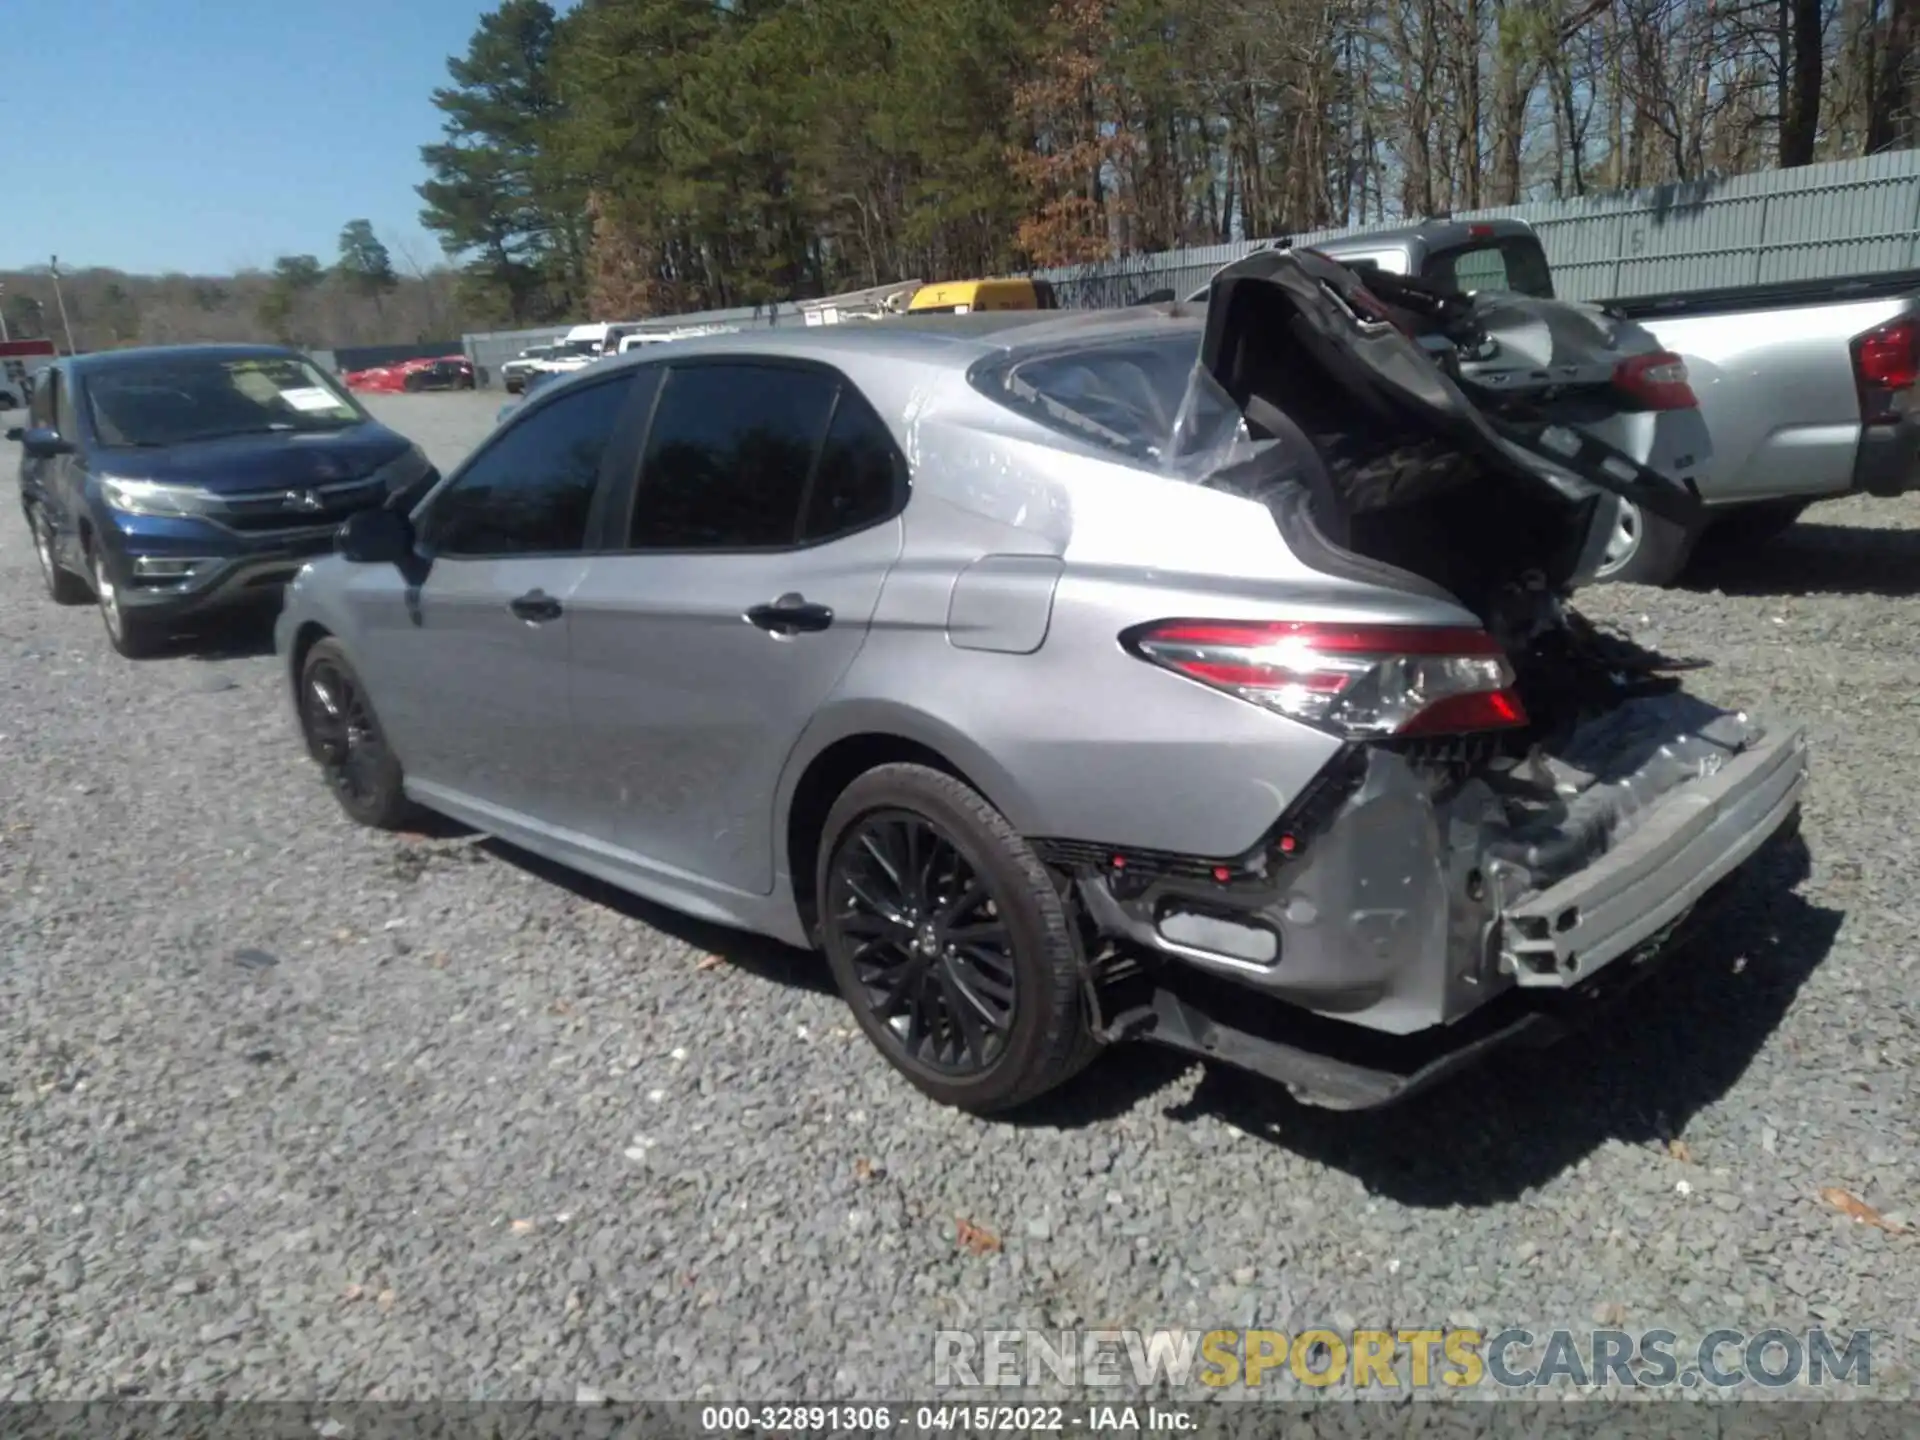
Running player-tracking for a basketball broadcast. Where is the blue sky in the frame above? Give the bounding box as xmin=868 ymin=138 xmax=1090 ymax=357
xmin=2 ymin=0 xmax=533 ymax=276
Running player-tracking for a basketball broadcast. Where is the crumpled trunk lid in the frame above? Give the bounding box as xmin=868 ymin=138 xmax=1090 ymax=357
xmin=1174 ymin=248 xmax=1704 ymax=608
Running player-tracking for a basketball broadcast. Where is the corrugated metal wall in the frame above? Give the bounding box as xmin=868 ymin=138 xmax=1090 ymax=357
xmin=462 ymin=149 xmax=1920 ymax=371
xmin=1035 ymin=148 xmax=1920 ymax=306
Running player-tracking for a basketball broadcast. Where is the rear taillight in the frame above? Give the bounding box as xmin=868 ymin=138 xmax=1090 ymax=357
xmin=1126 ymin=621 xmax=1529 ymax=739
xmin=1851 ymin=318 xmax=1919 ymax=426
xmin=1613 ymin=351 xmax=1697 ymax=410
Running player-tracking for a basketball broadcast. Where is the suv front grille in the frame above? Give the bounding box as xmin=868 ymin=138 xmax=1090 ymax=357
xmin=211 ymin=476 xmax=387 ymax=532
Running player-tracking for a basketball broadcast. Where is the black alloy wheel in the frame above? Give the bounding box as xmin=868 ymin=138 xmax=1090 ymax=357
xmin=298 ymin=639 xmax=413 ymax=829
xmin=817 ymin=762 xmax=1097 ymax=1113
xmin=827 ymin=808 xmax=1020 ymax=1074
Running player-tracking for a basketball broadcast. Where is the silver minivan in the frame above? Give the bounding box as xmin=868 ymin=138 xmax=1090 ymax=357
xmin=277 ymin=252 xmax=1807 ymax=1115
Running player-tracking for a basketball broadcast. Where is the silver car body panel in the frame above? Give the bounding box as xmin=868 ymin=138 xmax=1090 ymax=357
xmin=1636 ymin=298 xmax=1920 ymax=504
xmin=277 ymin=300 xmax=1806 ymax=1045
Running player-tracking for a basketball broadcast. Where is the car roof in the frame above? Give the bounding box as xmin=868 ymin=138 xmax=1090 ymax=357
xmin=69 ymin=342 xmax=306 ymax=374
xmin=587 ymin=305 xmax=1207 ymax=376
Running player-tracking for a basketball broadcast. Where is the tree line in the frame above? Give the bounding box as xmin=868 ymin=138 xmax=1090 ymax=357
xmin=419 ymin=0 xmax=1920 ymax=325
xmin=17 ymin=0 xmax=1915 ymax=349
xmin=0 ymin=222 xmax=471 ymax=355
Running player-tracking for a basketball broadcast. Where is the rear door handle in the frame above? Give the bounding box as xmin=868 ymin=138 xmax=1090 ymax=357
xmin=746 ymin=592 xmax=835 ymax=635
xmin=509 ymin=588 xmax=564 ymax=623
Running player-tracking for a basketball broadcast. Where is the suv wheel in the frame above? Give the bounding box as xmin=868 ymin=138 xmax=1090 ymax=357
xmin=816 ymin=763 xmax=1096 ymax=1114
xmin=29 ymin=504 xmax=88 ymax=604
xmin=297 ymin=638 xmax=415 ymax=829
xmin=87 ymin=540 xmax=162 ymax=658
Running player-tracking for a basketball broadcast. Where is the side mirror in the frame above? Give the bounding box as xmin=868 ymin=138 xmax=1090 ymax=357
xmin=384 ymin=466 xmax=440 ymax=514
xmin=20 ymin=426 xmax=73 ymax=459
xmin=336 ymin=506 xmax=415 ymax=566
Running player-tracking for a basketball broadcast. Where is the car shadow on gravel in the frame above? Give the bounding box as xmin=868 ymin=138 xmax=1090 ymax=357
xmin=1685 ymin=521 xmax=1920 ymax=597
xmin=1168 ymin=834 xmax=1843 ymax=1206
xmin=478 ymin=837 xmax=837 ymax=996
xmin=139 ymin=606 xmax=280 ymax=661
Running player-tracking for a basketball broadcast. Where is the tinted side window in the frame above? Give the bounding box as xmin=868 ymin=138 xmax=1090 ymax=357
xmin=629 ymin=364 xmax=837 ymax=550
xmin=420 ymin=374 xmax=639 ymax=557
xmin=802 ymin=387 xmax=905 ymax=542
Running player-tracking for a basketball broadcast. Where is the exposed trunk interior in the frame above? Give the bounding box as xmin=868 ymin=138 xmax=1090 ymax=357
xmin=1192 ymin=256 xmax=1764 ymax=887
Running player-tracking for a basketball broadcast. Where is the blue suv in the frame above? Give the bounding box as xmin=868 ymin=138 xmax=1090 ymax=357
xmin=9 ymin=344 xmax=435 ymax=657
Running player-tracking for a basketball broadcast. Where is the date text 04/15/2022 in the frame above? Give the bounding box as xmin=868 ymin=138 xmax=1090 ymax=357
xmin=698 ymin=1403 xmax=1199 ymax=1433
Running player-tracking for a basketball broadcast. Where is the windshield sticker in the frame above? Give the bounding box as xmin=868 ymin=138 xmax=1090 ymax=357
xmin=280 ymin=386 xmax=349 ymax=413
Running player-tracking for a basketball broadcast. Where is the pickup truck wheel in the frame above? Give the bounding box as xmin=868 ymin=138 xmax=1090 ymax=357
xmin=1595 ymin=498 xmax=1699 ymax=587
xmin=29 ymin=503 xmax=88 ymax=605
xmin=297 ymin=639 xmax=415 ymax=830
xmin=817 ymin=763 xmax=1095 ymax=1115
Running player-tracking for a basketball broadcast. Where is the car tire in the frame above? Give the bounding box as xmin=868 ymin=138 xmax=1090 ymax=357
xmin=1594 ymin=497 xmax=1700 ymax=587
xmin=816 ymin=762 xmax=1097 ymax=1114
xmin=86 ymin=539 xmax=163 ymax=658
xmin=28 ymin=503 xmax=88 ymax=605
xmin=402 ymin=372 xmax=426 ymax=393
xmin=296 ymin=638 xmax=416 ymax=830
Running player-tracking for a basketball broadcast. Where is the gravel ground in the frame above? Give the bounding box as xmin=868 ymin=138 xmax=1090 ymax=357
xmin=2 ymin=391 xmax=1915 ymax=1405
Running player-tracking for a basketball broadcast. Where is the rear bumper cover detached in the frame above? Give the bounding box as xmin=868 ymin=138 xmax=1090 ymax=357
xmin=1499 ymin=724 xmax=1807 ymax=986
xmin=1068 ymin=711 xmax=1808 ymax=1110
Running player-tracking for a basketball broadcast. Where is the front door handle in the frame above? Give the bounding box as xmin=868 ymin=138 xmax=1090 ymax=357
xmin=745 ymin=592 xmax=835 ymax=635
xmin=508 ymin=588 xmax=564 ymax=623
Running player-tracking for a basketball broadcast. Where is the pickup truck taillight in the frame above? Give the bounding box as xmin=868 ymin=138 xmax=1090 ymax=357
xmin=1851 ymin=318 xmax=1920 ymax=426
xmin=1612 ymin=351 xmax=1697 ymax=410
xmin=1125 ymin=620 xmax=1529 ymax=739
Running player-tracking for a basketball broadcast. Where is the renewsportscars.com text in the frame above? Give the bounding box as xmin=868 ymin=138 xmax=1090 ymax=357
xmin=933 ymin=1326 xmax=1879 ymax=1392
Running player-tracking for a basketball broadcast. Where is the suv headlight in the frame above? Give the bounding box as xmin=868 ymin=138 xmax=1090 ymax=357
xmin=368 ymin=443 xmax=434 ymax=498
xmin=97 ymin=475 xmax=225 ymax=518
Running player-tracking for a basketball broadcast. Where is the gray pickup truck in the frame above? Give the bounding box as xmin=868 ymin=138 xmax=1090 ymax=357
xmin=1223 ymin=218 xmax=1920 ymax=584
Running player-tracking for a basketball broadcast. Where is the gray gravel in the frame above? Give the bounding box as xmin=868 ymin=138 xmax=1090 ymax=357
xmin=2 ymin=391 xmax=1915 ymax=1403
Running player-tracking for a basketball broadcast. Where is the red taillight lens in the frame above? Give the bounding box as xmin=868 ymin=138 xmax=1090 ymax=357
xmin=1852 ymin=319 xmax=1919 ymax=425
xmin=1613 ymin=351 xmax=1697 ymax=410
xmin=1127 ymin=621 xmax=1529 ymax=739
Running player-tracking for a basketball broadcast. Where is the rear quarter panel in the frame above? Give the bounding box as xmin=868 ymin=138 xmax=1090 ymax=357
xmin=776 ymin=417 xmax=1482 ymax=872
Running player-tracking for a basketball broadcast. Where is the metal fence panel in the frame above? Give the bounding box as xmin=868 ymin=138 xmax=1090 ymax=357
xmin=460 ymin=149 xmax=1920 ymax=354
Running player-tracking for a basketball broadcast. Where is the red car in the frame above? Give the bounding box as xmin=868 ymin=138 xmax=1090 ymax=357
xmin=342 ymin=355 xmax=473 ymax=394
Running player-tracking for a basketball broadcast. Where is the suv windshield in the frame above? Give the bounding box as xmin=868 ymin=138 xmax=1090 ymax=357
xmin=83 ymin=355 xmax=365 ymax=447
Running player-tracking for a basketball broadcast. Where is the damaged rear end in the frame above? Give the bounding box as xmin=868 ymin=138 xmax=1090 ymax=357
xmin=1046 ymin=253 xmax=1809 ymax=1108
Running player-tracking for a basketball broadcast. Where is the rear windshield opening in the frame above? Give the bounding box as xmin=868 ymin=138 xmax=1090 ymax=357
xmin=971 ymin=333 xmax=1207 ymax=464
xmin=1427 ymin=238 xmax=1556 ymax=300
